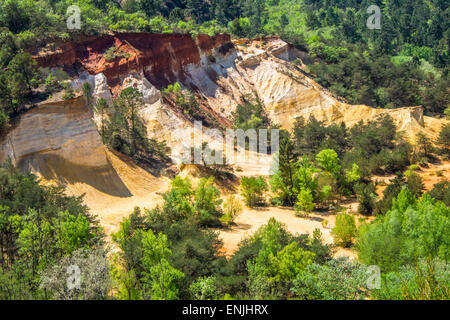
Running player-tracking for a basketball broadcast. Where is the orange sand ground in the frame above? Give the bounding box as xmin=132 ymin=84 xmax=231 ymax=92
xmin=217 ymin=206 xmax=358 ymax=259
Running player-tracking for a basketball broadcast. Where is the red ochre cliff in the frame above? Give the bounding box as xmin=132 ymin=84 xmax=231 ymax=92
xmin=33 ymin=33 xmax=232 ymax=89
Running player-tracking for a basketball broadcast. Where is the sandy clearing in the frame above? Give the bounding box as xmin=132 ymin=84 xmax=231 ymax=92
xmin=61 ymin=149 xmax=171 ymax=237
xmin=217 ymin=205 xmax=358 ymax=259
xmin=50 ymin=147 xmax=363 ymax=259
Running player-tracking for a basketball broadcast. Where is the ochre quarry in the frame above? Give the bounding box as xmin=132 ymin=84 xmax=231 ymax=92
xmin=1 ymin=33 xmax=447 ymax=236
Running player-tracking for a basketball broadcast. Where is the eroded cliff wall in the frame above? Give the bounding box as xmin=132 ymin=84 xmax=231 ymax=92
xmin=0 ymin=97 xmax=131 ymax=197
xmin=35 ymin=33 xmax=232 ymax=90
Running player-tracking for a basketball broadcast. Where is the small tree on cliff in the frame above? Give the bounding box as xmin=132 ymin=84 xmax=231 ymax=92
xmin=95 ymin=98 xmax=109 ymax=137
xmin=7 ymin=52 xmax=39 ymax=107
xmin=82 ymin=82 xmax=94 ymax=109
xmin=115 ymin=87 xmax=144 ymax=156
xmin=8 ymin=52 xmax=38 ymax=93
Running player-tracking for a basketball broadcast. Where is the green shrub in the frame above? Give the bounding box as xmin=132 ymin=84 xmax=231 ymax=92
xmin=44 ymin=73 xmax=60 ymax=93
xmin=189 ymin=276 xmax=218 ymax=300
xmin=331 ymin=212 xmax=357 ymax=248
xmin=445 ymin=107 xmax=450 ymax=120
xmin=375 ymin=174 xmax=406 ymax=215
xmin=295 ymin=188 xmax=315 ymax=215
xmin=428 ymin=181 xmax=450 ymax=206
xmin=414 ymin=132 xmax=434 ymax=161
xmin=406 ymin=172 xmax=424 ymax=197
xmin=355 ymin=182 xmax=377 ymax=215
xmin=104 ymin=46 xmax=131 ymax=62
xmin=194 ymin=177 xmax=223 ymax=226
xmin=221 ymin=195 xmax=243 ymax=225
xmin=62 ymin=82 xmax=75 ymax=100
xmin=240 ymin=176 xmax=268 ymax=207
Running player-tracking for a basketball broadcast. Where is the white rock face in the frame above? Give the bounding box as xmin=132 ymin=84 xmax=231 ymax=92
xmin=94 ymin=73 xmax=113 ymax=105
xmin=71 ymin=71 xmax=95 ymax=91
xmin=268 ymin=40 xmax=290 ymax=58
xmin=122 ymin=72 xmax=162 ymax=105
xmin=240 ymin=54 xmax=260 ymax=67
xmin=266 ymin=39 xmax=306 ymax=63
xmin=0 ymin=99 xmax=105 ymax=167
xmin=69 ymin=72 xmax=113 ymax=106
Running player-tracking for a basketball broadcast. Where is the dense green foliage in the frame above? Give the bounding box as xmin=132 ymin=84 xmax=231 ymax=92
xmin=219 ymin=219 xmax=335 ymax=299
xmin=373 ymin=258 xmax=449 ymax=300
xmin=0 ymin=28 xmax=40 ymax=133
xmin=357 ymin=188 xmax=450 ymax=272
xmin=291 ymin=257 xmax=372 ymax=300
xmin=108 ymin=177 xmax=339 ymax=300
xmin=270 ymin=114 xmax=410 ymax=214
xmin=299 ymin=0 xmax=449 ymax=114
xmin=293 ymin=114 xmax=411 ymax=177
xmin=0 ymin=162 xmax=105 ymax=299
